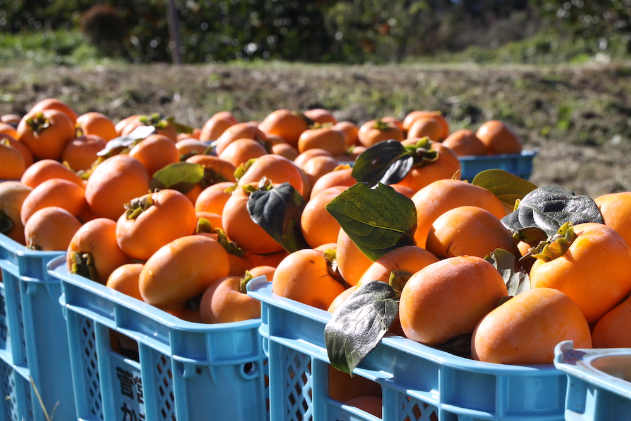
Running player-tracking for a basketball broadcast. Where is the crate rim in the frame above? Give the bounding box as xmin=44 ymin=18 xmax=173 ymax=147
xmin=555 ymin=340 xmax=631 ymax=400
xmin=47 ymin=255 xmax=261 ymax=333
xmin=457 ymin=148 xmax=539 ymax=161
xmin=248 ymin=276 xmax=561 ymax=376
xmin=0 ymin=232 xmax=63 ymax=260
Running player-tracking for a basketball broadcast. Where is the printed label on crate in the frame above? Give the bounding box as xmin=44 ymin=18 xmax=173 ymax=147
xmin=0 ymin=290 xmax=9 ymax=351
xmin=113 ymin=360 xmax=145 ymax=421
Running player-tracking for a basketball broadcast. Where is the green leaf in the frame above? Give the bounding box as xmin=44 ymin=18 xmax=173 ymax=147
xmin=97 ymin=126 xmax=155 ymax=157
xmin=485 ymin=248 xmax=530 ymax=296
xmin=247 ymin=183 xmax=310 ymax=253
xmin=501 ymin=186 xmax=604 ymax=236
xmin=351 ymin=140 xmax=414 ymax=186
xmin=149 ymin=162 xmax=204 ymax=194
xmin=325 ymin=280 xmax=399 ymax=374
xmin=472 ymin=169 xmax=537 ymax=208
xmin=325 ymin=183 xmax=417 ymax=261
xmin=166 ymin=116 xmax=194 ymax=134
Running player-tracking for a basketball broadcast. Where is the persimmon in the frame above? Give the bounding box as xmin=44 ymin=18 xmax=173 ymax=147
xmin=271 ymin=143 xmax=299 ymax=161
xmin=0 ymin=140 xmax=25 ymax=180
xmin=400 ymin=256 xmax=508 ymax=345
xmin=176 ymin=139 xmax=209 ymax=160
xmin=402 ymin=111 xmax=449 ymax=140
xmin=248 ymin=266 xmax=276 ymax=282
xmin=1 ymin=115 xmax=20 ymax=126
xmin=106 ymin=263 xmax=144 ymax=301
xmin=442 ymin=129 xmax=487 ymax=156
xmin=358 ymin=119 xmax=404 ymax=148
xmin=199 ymin=275 xmax=261 ymax=323
xmin=594 ymin=193 xmax=617 ymax=207
xmin=0 ymin=182 xmax=32 ymax=244
xmin=116 ymin=189 xmax=197 ymax=261
xmin=215 ymin=122 xmax=266 ymax=155
xmin=195 ymin=181 xmax=234 ymax=215
xmin=272 ymin=249 xmax=346 ymax=310
xmin=333 ymin=121 xmax=359 ymax=148
xmin=184 ymin=184 xmax=203 ymax=205
xmin=302 ymin=155 xmax=339 ymax=187
xmin=530 ymin=223 xmax=631 ymax=323
xmin=0 ymin=133 xmax=33 ymax=168
xmin=196 ymin=211 xmax=223 ymax=231
xmin=29 ymin=98 xmax=78 ymax=123
xmin=243 ymin=250 xmax=289 ymax=269
xmin=334 ymin=146 xmax=365 ymax=163
xmin=115 ymin=115 xmax=138 ymax=136
xmin=390 ymin=184 xmax=415 ymax=198
xmin=264 ymin=134 xmax=287 ymax=147
xmin=62 ymin=135 xmax=107 ymax=172
xmin=356 ymin=246 xmax=439 ymax=287
xmin=310 ymin=167 xmax=355 ymax=200
xmin=20 ymin=178 xmax=86 ymax=225
xmin=411 ymin=179 xmax=506 ymax=248
xmin=426 ymin=206 xmax=520 ymax=259
xmin=596 ymin=192 xmax=631 ymax=247
xmin=345 ymin=396 xmax=382 ymax=418
xmin=128 ymin=134 xmax=180 ymax=177
xmin=218 ymin=138 xmax=268 ymax=168
xmin=329 ymin=365 xmax=382 ymax=403
xmin=25 ymin=207 xmax=82 ymax=251
xmin=199 ymin=111 xmax=237 ymax=141
xmin=328 ymin=286 xmax=358 ymax=313
xmin=0 ymin=122 xmax=18 ymax=139
xmin=476 ymin=120 xmax=522 ymax=155
xmin=301 ymin=186 xmax=347 ymax=248
xmin=518 ymin=241 xmax=532 ymax=256
xmin=258 ymin=109 xmax=308 ymax=146
xmin=21 ymin=159 xmax=83 ymax=189
xmin=293 ymin=148 xmax=334 ymax=169
xmin=336 ymin=229 xmax=373 ymax=286
xmin=139 ymin=235 xmax=229 ymax=313
xmin=186 ymin=155 xmax=237 ymax=185
xmin=76 ymin=112 xmax=117 ymax=141
xmin=222 ymin=185 xmax=284 ymax=255
xmin=407 ymin=117 xmax=443 ymax=142
xmin=85 ymin=155 xmax=150 ymax=221
xmin=298 ymin=127 xmax=346 ymax=156
xmin=236 ymin=155 xmax=306 ymax=198
xmin=121 ymin=114 xmax=178 ymax=143
xmin=17 ymin=109 xmax=74 ymax=160
xmin=67 ymin=218 xmax=131 ymax=284
xmin=395 ymin=140 xmax=461 ymax=192
xmin=592 ymin=294 xmax=631 ymax=348
xmin=472 ymin=288 xmax=591 ymax=364
xmin=382 ymin=116 xmax=404 ymax=131
xmin=304 ymin=108 xmax=337 ymax=125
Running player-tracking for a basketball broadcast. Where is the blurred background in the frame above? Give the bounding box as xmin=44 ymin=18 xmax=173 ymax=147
xmin=1 ymin=0 xmax=630 ymax=66
xmin=0 ymin=1 xmax=630 ymax=196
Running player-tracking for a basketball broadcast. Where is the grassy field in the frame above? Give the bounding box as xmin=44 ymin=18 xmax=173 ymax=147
xmin=1 ymin=60 xmax=630 ymax=197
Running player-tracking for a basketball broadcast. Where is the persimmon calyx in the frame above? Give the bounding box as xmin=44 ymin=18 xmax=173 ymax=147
xmin=214 ymin=228 xmax=246 ymax=257
xmin=125 ymin=194 xmax=154 ymax=220
xmin=293 ymin=111 xmax=314 ymax=126
xmin=75 ymin=124 xmax=84 ymax=138
xmin=196 ymin=217 xmax=213 ymax=234
xmin=372 ymin=119 xmax=390 ymax=131
xmin=0 ymin=210 xmax=13 ymax=235
xmin=388 ymin=270 xmax=413 ymax=294
xmin=404 ymin=137 xmax=438 ymax=168
xmin=239 ymin=270 xmax=254 ymax=294
xmin=180 ymin=150 xmax=201 ymax=162
xmin=26 ymin=236 xmax=41 ymax=251
xmin=0 ymin=139 xmax=9 ymax=147
xmin=25 ymin=113 xmax=50 ymax=135
xmin=70 ymin=251 xmax=98 ymax=282
xmin=200 ymin=167 xmax=230 ymax=188
xmin=140 ymin=113 xmax=169 ymax=129
xmin=308 ymin=122 xmax=333 ymax=130
xmin=334 ymin=164 xmax=351 ymax=171
xmin=234 ymin=159 xmax=257 ymax=181
xmin=322 ymin=248 xmax=346 ymax=286
xmin=530 ymin=222 xmax=577 ymax=262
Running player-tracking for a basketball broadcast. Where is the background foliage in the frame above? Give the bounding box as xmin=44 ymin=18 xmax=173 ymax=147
xmin=0 ymin=0 xmax=629 ymax=63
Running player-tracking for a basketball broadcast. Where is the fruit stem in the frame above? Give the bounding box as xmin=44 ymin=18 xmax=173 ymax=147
xmin=124 ymin=194 xmax=154 ymax=220
xmin=0 ymin=210 xmax=13 ymax=235
xmin=70 ymin=251 xmax=98 ymax=283
xmin=388 ymin=270 xmax=413 ymax=294
xmin=239 ymin=270 xmax=254 ymax=294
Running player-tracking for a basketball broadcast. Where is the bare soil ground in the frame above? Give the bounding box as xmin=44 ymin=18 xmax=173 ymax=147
xmin=1 ymin=61 xmax=630 ymax=197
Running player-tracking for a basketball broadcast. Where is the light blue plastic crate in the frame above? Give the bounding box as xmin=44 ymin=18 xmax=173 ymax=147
xmin=47 ymin=255 xmax=268 ymax=421
xmin=247 ymin=277 xmax=567 ymax=421
xmin=0 ymin=233 xmax=76 ymax=421
xmin=458 ymin=150 xmax=538 ymax=181
xmin=554 ymin=341 xmax=631 ymax=421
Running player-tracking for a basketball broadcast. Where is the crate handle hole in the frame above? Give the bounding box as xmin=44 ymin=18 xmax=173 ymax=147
xmin=241 ymin=361 xmax=258 ymax=379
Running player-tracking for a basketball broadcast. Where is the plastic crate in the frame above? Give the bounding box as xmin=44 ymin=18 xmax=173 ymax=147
xmin=0 ymin=234 xmax=76 ymax=421
xmin=47 ymin=255 xmax=268 ymax=421
xmin=554 ymin=341 xmax=631 ymax=421
xmin=247 ymin=277 xmax=567 ymax=421
xmin=458 ymin=150 xmax=538 ymax=181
